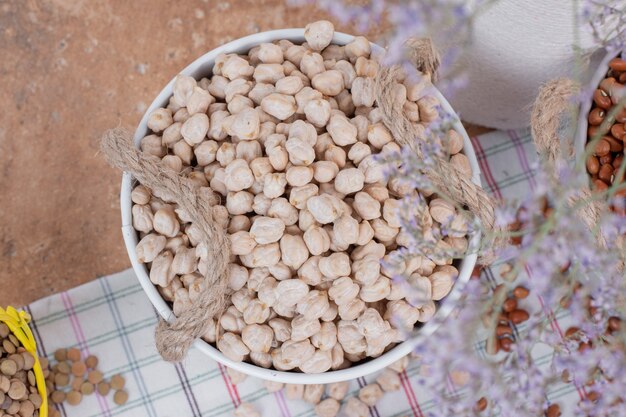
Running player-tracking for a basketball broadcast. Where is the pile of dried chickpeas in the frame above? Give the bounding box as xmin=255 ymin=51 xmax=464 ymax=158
xmin=586 ymin=54 xmax=626 ymax=214
xmin=133 ymin=20 xmax=472 ymax=373
xmin=0 ymin=323 xmax=42 ymax=417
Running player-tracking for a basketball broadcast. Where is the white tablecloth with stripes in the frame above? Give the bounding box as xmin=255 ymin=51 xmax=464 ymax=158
xmin=24 ymin=128 xmax=582 ymax=417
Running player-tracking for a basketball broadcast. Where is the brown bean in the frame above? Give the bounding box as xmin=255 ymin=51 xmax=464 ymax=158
xmin=67 ymin=348 xmax=81 ymax=362
xmin=71 ymin=361 xmax=86 ymax=377
xmin=113 ymin=390 xmax=129 ymax=405
xmin=19 ymin=399 xmax=35 ymax=417
xmin=586 ymin=391 xmax=600 ymax=403
xmin=27 ymin=370 xmax=35 ymax=386
xmin=610 ymin=58 xmax=626 ymax=72
xmin=594 ymin=138 xmax=611 ymax=156
xmin=613 ymin=154 xmax=624 ymax=170
xmin=475 ymin=397 xmax=488 ymax=412
xmin=8 ymin=354 xmax=24 ymax=372
xmin=56 ymin=361 xmax=70 ymax=375
xmin=0 ymin=374 xmax=10 ymax=392
xmin=565 ymin=326 xmax=580 ymax=337
xmin=599 ymin=164 xmax=614 ymax=183
xmin=0 ymin=323 xmax=9 ymax=338
xmin=545 ymin=403 xmax=561 ymax=417
xmin=593 ymin=88 xmax=612 ymax=109
xmin=3 ymin=340 xmax=16 ymax=354
xmin=588 ymin=125 xmax=600 ymax=139
xmin=513 ymin=286 xmax=529 ymax=299
xmin=71 ymin=377 xmax=83 ymax=391
xmin=617 ymin=108 xmax=626 ymax=123
xmin=600 ymin=77 xmax=617 ymax=94
xmin=81 ymin=381 xmax=95 ymax=395
xmin=502 ymin=298 xmax=517 ymax=313
xmin=85 ymin=355 xmax=99 ymax=369
xmin=28 ymin=392 xmax=42 ymax=408
xmin=8 ymin=380 xmax=26 ymax=400
xmin=21 ymin=353 xmax=35 ymax=371
xmin=110 ymin=374 xmax=126 ymax=390
xmin=54 ymin=349 xmax=67 ymax=362
xmin=496 ymin=325 xmax=512 ymax=336
xmin=499 ymin=337 xmax=513 ymax=352
xmin=605 ymin=135 xmax=624 ymax=152
xmin=599 ymin=154 xmax=613 ymax=165
xmin=66 ymin=390 xmax=82 ymax=405
xmin=97 ymin=382 xmax=111 ymax=396
xmin=608 ymin=316 xmax=621 ymax=332
xmin=620 ymin=72 xmax=626 ymax=84
xmin=588 ymin=108 xmax=605 ymax=125
xmin=611 ymin=123 xmax=625 ymax=139
xmin=508 ymin=309 xmax=529 ymax=324
xmin=87 ymin=370 xmax=103 ymax=385
xmin=6 ymin=399 xmax=20 ymax=415
xmin=586 ymin=155 xmax=600 ymax=174
xmin=0 ymin=360 xmax=17 ymax=376
xmin=54 ymin=373 xmax=69 ymax=387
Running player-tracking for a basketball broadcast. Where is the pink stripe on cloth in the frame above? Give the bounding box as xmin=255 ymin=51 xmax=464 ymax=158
xmin=399 ymin=370 xmax=423 ymax=417
xmin=272 ymin=391 xmax=291 ymax=417
xmin=60 ymin=292 xmax=113 ymax=417
xmin=277 ymin=390 xmax=292 ymax=417
xmin=470 ymin=136 xmax=503 ymax=200
xmin=508 ymin=130 xmax=537 ymax=189
xmin=217 ymin=363 xmax=241 ymax=408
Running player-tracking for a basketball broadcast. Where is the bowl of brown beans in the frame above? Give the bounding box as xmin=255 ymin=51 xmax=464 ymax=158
xmin=577 ymin=50 xmax=626 ymax=214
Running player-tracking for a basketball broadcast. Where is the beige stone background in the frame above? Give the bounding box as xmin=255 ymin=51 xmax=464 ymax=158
xmin=0 ymin=0 xmax=489 ymax=306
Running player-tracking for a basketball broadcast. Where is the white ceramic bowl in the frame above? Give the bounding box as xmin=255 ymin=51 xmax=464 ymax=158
xmin=120 ymin=29 xmax=483 ymax=383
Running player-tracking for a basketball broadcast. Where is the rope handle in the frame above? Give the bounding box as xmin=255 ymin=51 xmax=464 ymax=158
xmin=374 ymin=38 xmax=506 ymax=265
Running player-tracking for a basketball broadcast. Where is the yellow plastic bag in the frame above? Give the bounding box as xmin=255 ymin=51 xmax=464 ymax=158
xmin=0 ymin=306 xmax=48 ymax=417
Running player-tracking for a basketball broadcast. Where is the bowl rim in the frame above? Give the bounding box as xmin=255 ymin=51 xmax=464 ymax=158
xmin=120 ymin=28 xmax=483 ymax=384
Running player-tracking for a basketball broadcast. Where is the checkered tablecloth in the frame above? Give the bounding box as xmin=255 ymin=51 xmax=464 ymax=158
xmin=23 ymin=128 xmax=582 ymax=417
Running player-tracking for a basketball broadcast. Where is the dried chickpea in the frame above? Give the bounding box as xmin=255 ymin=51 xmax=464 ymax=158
xmin=359 ymin=383 xmax=384 ymax=406
xmin=304 ymin=98 xmax=332 ymax=128
xmin=377 ymin=369 xmax=402 ymax=391
xmin=241 ymin=324 xmax=273 ymax=353
xmin=342 ymin=397 xmax=369 ymax=417
xmin=261 ymin=93 xmax=297 ymax=120
xmin=280 ymin=234 xmax=309 ymax=269
xmin=234 ymin=403 xmax=260 ymax=417
xmin=147 ymin=108 xmax=173 ymax=133
xmin=304 ymin=20 xmax=334 ymax=51
xmin=315 ymin=398 xmax=340 ymax=417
